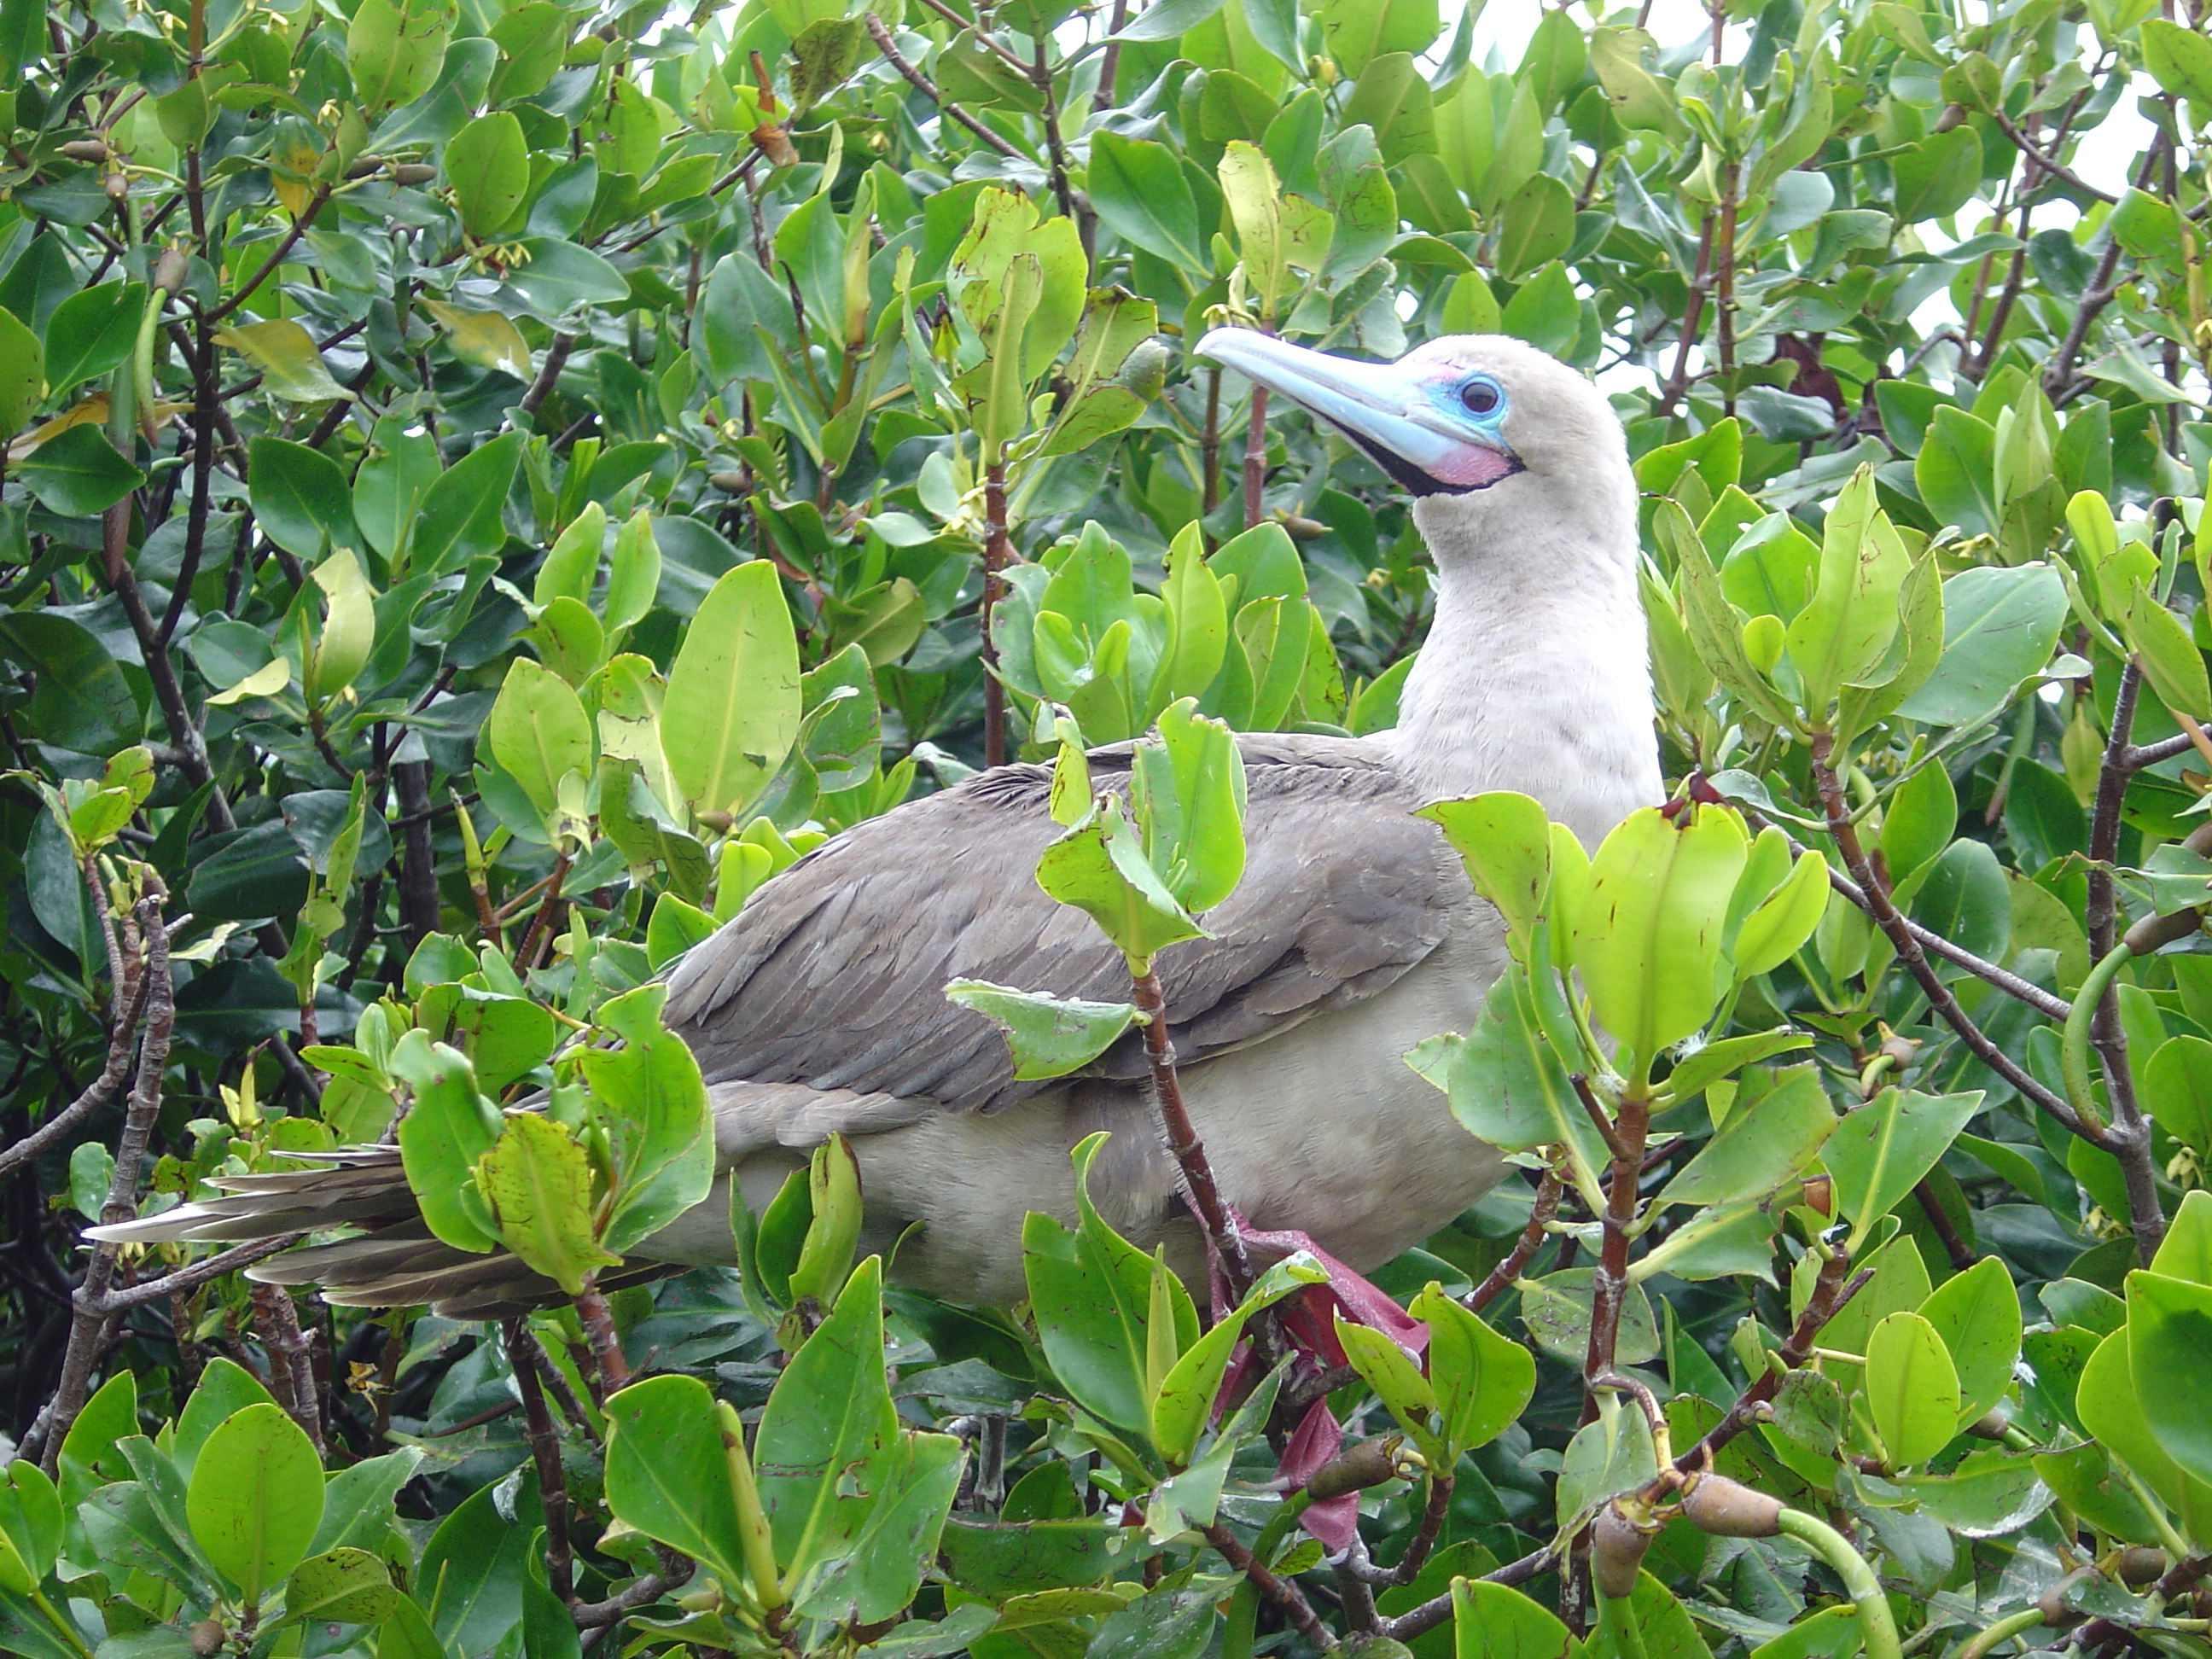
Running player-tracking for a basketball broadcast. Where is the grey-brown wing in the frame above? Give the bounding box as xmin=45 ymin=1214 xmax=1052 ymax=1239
xmin=661 ymin=735 xmax=1469 ymax=1114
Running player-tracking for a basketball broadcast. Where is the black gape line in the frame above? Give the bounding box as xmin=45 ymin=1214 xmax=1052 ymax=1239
xmin=1333 ymin=421 xmax=1528 ymax=498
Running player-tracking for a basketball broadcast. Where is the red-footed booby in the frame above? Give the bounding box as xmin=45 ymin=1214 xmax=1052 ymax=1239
xmin=96 ymin=333 xmax=1662 ymax=1313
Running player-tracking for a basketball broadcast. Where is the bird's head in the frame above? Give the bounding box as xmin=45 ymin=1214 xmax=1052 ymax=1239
xmin=1192 ymin=329 xmax=1634 ymax=569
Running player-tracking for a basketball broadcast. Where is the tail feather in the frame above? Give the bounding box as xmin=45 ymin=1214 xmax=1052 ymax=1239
xmin=87 ymin=1146 xmax=671 ymax=1318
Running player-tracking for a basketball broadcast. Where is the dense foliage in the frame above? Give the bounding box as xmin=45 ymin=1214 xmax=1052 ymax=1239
xmin=9 ymin=0 xmax=2212 ymax=1652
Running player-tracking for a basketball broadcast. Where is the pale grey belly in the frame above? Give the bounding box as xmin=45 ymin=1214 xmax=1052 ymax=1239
xmin=642 ymin=919 xmax=1511 ymax=1307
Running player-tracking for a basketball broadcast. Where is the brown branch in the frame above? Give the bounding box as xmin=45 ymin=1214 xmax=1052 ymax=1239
xmin=1807 ymin=734 xmax=2091 ymax=1138
xmin=203 ymin=188 xmax=332 ymax=326
xmin=515 ymin=850 xmax=571 ymax=971
xmin=1993 ymin=108 xmax=2116 ymax=203
xmin=1202 ymin=1522 xmax=1336 ymax=1650
xmin=1582 ymin=1082 xmax=1645 ymax=1406
xmin=1674 ymin=1250 xmax=1871 ymax=1475
xmin=519 ymin=334 xmax=576 ymax=417
xmin=1655 ymin=216 xmax=1716 ymax=420
xmin=573 ymin=1280 xmax=631 ymax=1394
xmin=1378 ymin=1543 xmax=1558 ymax=1643
xmin=2087 ymin=662 xmax=2165 ymax=1265
xmin=1132 ymin=971 xmax=1252 ymax=1300
xmin=39 ymin=895 xmax=172 ymax=1473
xmin=570 ymin=1565 xmax=691 ymax=1629
xmin=864 ymin=15 xmax=1023 ymax=159
xmin=0 ymin=945 xmax=148 ymax=1178
xmin=1465 ymin=1166 xmax=1563 ymax=1313
xmin=1913 ymin=1179 xmax=1978 ymax=1272
xmin=99 ymin=1234 xmax=302 ymax=1310
xmin=505 ymin=1319 xmax=576 ymax=1605
xmin=1090 ymin=0 xmax=1131 ymax=113
xmin=251 ymin=1282 xmax=324 ymax=1455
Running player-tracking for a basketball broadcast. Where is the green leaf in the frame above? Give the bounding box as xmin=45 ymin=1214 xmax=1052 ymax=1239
xmin=1569 ymin=804 xmax=1749 ymax=1074
xmin=1865 ymin=1311 xmax=1961 ymax=1468
xmin=1132 ymin=698 xmax=1247 ymax=914
xmin=1419 ymin=790 xmax=1551 ymax=952
xmin=2141 ymin=18 xmax=2212 ymax=105
xmin=184 ymin=1403 xmax=323 ymax=1605
xmin=1730 ymin=848 xmax=1830 ymax=979
xmin=2124 ymin=585 xmax=2212 ymax=723
xmin=18 ymin=423 xmax=144 ymax=516
xmin=1784 ymin=468 xmax=1909 ymax=710
xmin=0 ymin=612 xmax=139 ymax=753
xmin=1086 ymin=132 xmax=1204 ymax=268
xmin=605 ymin=509 xmax=661 ymax=638
xmin=1914 ymin=406 xmax=2000 ymax=538
xmin=347 ymin=0 xmax=454 ymax=109
xmin=1338 ymin=54 xmax=1437 ymax=165
xmin=661 ymin=562 xmax=802 ymax=820
xmin=1890 ymin=127 xmax=1981 ymax=222
xmin=308 ymin=550 xmax=376 ymax=702
xmin=1317 ymin=0 xmax=1436 ymax=77
xmin=421 ymin=299 xmax=533 ymax=380
xmin=445 ymin=111 xmax=530 ymax=239
xmin=1494 ymin=172 xmax=1576 ymax=280
xmin=2128 ymin=1269 xmax=2212 ymax=1487
xmin=1822 ymin=1088 xmax=1983 ymax=1252
xmin=1411 ymin=1283 xmax=1536 ymax=1458
xmin=1452 ymin=1576 xmax=1576 ymax=1659
xmin=391 ymin=1037 xmax=503 ymax=1254
xmin=489 ymin=657 xmax=593 ymax=818
xmin=1023 ymin=1136 xmax=1194 ymax=1436
xmin=945 ymin=981 xmax=1138 ymax=1080
xmin=217 ymin=320 xmax=354 ymax=403
xmin=282 ymin=1547 xmax=401 ymax=1627
xmin=1918 ymin=1255 xmax=2021 ymax=1427
xmin=251 ymin=437 xmax=360 ymax=562
xmin=1036 ymin=794 xmax=1205 ymax=972
xmin=475 ymin=1113 xmax=619 ymax=1295
xmin=40 ymin=282 xmax=144 ymax=393
xmin=1657 ymin=1065 xmax=1834 ymax=1207
xmin=1337 ymin=1312 xmax=1442 ymax=1460
xmin=603 ymin=1375 xmax=758 ymax=1596
xmin=756 ymin=1256 xmax=904 ymax=1587
xmin=0 ymin=304 xmax=40 ymax=434
xmin=410 ymin=432 xmax=521 ymax=577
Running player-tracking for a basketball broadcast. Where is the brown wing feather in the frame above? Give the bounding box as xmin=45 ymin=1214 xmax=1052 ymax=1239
xmin=662 ymin=733 xmax=1466 ymax=1113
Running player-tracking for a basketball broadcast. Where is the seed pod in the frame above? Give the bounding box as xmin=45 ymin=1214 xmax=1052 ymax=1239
xmin=153 ymin=247 xmax=189 ymax=297
xmin=346 ymin=154 xmax=385 ymax=179
xmin=1679 ymin=1473 xmax=1783 ymax=1538
xmin=102 ymin=173 xmax=130 ymax=202
xmin=392 ymin=163 xmax=436 ymax=185
xmin=1934 ymin=102 xmax=1968 ymax=132
xmin=1279 ymin=515 xmax=1328 ymax=541
xmin=1592 ymin=1501 xmax=1654 ymax=1600
xmin=709 ymin=470 xmax=750 ymax=493
xmin=2035 ymin=1580 xmax=2087 ymax=1627
xmin=1800 ymin=1174 xmax=1832 ymax=1216
xmin=1305 ymin=1435 xmax=1406 ymax=1502
xmin=189 ymin=1621 xmax=225 ymax=1656
xmin=61 ymin=138 xmax=111 ymax=162
xmin=2124 ymin=905 xmax=2203 ymax=956
xmin=2116 ymin=1546 xmax=2168 ymax=1587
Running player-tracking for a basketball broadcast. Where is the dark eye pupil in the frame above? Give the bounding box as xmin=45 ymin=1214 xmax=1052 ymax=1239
xmin=1461 ymin=381 xmax=1499 ymax=415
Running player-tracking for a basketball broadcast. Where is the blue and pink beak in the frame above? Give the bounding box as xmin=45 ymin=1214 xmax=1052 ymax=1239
xmin=1195 ymin=329 xmax=1524 ymax=498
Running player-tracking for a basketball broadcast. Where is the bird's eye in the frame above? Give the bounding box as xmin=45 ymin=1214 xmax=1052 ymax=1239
xmin=1459 ymin=377 xmax=1502 ymax=416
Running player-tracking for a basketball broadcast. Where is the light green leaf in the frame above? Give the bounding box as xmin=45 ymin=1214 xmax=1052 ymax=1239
xmin=662 ymin=562 xmax=802 ymax=821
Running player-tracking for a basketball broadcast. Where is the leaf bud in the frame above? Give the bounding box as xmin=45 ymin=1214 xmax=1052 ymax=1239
xmin=1965 ymin=1402 xmax=2012 ymax=1440
xmin=1800 ymin=1174 xmax=1832 ymax=1216
xmin=346 ymin=154 xmax=385 ymax=178
xmin=709 ymin=470 xmax=750 ymax=493
xmin=1679 ymin=1472 xmax=1783 ymax=1538
xmin=102 ymin=172 xmax=129 ymax=202
xmin=393 ymin=163 xmax=436 ymax=184
xmin=153 ymin=247 xmax=189 ymax=297
xmin=61 ymin=138 xmax=111 ymax=161
xmin=1278 ymin=515 xmax=1328 ymax=540
xmin=1592 ymin=1499 xmax=1656 ymax=1600
xmin=1933 ymin=102 xmax=1968 ymax=132
xmin=1305 ymin=1435 xmax=1412 ymax=1501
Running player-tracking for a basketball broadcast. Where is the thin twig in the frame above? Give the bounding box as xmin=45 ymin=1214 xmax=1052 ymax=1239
xmin=1993 ymin=108 xmax=2116 ymax=203
xmin=864 ymin=15 xmax=1022 ymax=159
xmin=1132 ymin=971 xmax=1252 ymax=1300
xmin=1202 ymin=1522 xmax=1336 ymax=1650
xmin=1465 ymin=1166 xmax=1563 ymax=1313
xmin=505 ymin=1319 xmax=576 ymax=1605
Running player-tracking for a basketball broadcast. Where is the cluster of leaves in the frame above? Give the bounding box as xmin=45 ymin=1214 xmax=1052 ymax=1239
xmin=14 ymin=0 xmax=2212 ymax=1650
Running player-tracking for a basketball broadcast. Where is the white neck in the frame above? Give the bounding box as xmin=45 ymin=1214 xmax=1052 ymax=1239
xmin=1386 ymin=495 xmax=1662 ymax=849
